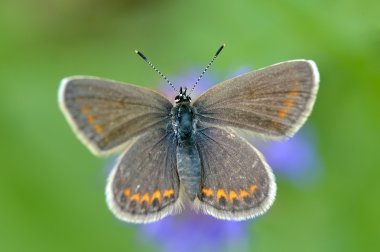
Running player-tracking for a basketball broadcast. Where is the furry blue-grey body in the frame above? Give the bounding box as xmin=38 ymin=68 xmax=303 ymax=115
xmin=172 ymin=103 xmax=201 ymax=200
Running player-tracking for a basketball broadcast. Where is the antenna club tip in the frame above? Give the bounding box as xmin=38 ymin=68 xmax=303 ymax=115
xmin=221 ymin=43 xmax=226 ymax=47
xmin=135 ymin=50 xmax=148 ymax=61
xmin=215 ymin=44 xmax=225 ymax=56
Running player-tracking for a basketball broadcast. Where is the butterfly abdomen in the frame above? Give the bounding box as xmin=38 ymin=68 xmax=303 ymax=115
xmin=173 ymin=103 xmax=201 ymax=200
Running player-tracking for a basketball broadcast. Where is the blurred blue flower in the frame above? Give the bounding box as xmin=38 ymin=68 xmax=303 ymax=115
xmin=256 ymin=127 xmax=322 ymax=184
xmin=139 ymin=211 xmax=249 ymax=252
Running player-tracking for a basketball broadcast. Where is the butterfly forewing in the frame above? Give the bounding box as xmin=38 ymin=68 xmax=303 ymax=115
xmin=59 ymin=76 xmax=173 ymax=155
xmin=194 ymin=124 xmax=276 ymax=220
xmin=193 ymin=60 xmax=319 ymax=138
xmin=106 ymin=128 xmax=181 ymax=223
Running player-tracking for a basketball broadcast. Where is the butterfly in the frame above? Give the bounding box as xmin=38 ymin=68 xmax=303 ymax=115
xmin=58 ymin=45 xmax=319 ymax=223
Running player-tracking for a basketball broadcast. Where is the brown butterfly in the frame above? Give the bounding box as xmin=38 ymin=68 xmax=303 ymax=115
xmin=58 ymin=45 xmax=319 ymax=223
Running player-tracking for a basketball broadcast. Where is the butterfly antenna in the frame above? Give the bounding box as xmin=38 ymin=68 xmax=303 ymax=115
xmin=189 ymin=44 xmax=225 ymax=95
xmin=135 ymin=50 xmax=178 ymax=92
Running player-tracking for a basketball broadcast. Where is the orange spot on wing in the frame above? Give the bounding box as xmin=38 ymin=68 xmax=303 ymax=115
xmin=163 ymin=189 xmax=174 ymax=198
xmin=216 ymin=189 xmax=227 ymax=200
xmin=81 ymin=106 xmax=90 ymax=114
xmin=87 ymin=115 xmax=95 ymax=124
xmin=94 ymin=124 xmax=104 ymax=133
xmin=277 ymin=109 xmax=288 ymax=118
xmin=123 ymin=188 xmax=131 ymax=198
xmin=239 ymin=189 xmax=249 ymax=198
xmin=140 ymin=193 xmax=150 ymax=204
xmin=151 ymin=190 xmax=161 ymax=204
xmin=131 ymin=193 xmax=140 ymax=201
xmin=229 ymin=190 xmax=238 ymax=202
xmin=279 ymin=88 xmax=298 ymax=119
xmin=250 ymin=185 xmax=257 ymax=195
xmin=289 ymin=89 xmax=298 ymax=97
xmin=283 ymin=99 xmax=294 ymax=108
xmin=202 ymin=188 xmax=214 ymax=197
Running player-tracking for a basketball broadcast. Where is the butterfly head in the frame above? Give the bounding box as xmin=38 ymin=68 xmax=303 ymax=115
xmin=175 ymin=87 xmax=191 ymax=103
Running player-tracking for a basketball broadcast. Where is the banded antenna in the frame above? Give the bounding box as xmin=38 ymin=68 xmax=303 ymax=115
xmin=188 ymin=44 xmax=225 ymax=95
xmin=135 ymin=50 xmax=178 ymax=92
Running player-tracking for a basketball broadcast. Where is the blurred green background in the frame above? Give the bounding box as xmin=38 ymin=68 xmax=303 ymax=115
xmin=1 ymin=0 xmax=379 ymax=251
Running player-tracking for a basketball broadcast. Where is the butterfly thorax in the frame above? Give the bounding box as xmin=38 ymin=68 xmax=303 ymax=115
xmin=172 ymin=103 xmax=196 ymax=143
xmin=172 ymin=86 xmax=197 ymax=143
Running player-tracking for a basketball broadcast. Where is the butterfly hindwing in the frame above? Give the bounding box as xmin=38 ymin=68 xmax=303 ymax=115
xmin=106 ymin=127 xmax=181 ymax=223
xmin=59 ymin=76 xmax=173 ymax=155
xmin=193 ymin=60 xmax=319 ymax=138
xmin=194 ymin=124 xmax=276 ymax=220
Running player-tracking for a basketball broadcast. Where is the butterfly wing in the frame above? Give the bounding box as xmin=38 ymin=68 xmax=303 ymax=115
xmin=58 ymin=76 xmax=173 ymax=156
xmin=193 ymin=124 xmax=276 ymax=220
xmin=193 ymin=60 xmax=319 ymax=138
xmin=106 ymin=127 xmax=181 ymax=223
